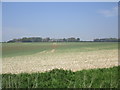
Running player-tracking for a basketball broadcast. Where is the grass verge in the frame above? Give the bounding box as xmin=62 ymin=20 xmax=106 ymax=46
xmin=2 ymin=66 xmax=119 ymax=88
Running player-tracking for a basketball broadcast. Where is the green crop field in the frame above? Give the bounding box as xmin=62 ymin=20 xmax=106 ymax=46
xmin=2 ymin=42 xmax=119 ymax=88
xmin=2 ymin=42 xmax=118 ymax=57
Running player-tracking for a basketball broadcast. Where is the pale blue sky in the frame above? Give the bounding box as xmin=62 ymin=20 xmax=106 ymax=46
xmin=2 ymin=2 xmax=118 ymax=41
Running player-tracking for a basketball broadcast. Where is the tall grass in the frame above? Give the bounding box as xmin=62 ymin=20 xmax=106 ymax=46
xmin=2 ymin=66 xmax=119 ymax=88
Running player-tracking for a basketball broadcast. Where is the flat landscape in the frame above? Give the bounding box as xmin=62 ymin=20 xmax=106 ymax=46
xmin=2 ymin=42 xmax=118 ymax=74
xmin=2 ymin=2 xmax=118 ymax=88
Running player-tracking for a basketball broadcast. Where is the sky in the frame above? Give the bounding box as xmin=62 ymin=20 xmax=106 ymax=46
xmin=2 ymin=2 xmax=118 ymax=41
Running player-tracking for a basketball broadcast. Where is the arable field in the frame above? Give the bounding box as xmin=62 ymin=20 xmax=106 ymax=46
xmin=2 ymin=42 xmax=119 ymax=88
xmin=2 ymin=42 xmax=118 ymax=74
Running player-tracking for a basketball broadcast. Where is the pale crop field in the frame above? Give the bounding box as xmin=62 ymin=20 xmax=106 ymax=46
xmin=2 ymin=42 xmax=118 ymax=74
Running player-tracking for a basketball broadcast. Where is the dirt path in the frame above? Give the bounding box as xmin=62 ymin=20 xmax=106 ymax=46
xmin=2 ymin=49 xmax=118 ymax=74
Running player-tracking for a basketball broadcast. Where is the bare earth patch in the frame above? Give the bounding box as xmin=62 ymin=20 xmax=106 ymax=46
xmin=2 ymin=49 xmax=118 ymax=74
xmin=51 ymin=49 xmax=55 ymax=53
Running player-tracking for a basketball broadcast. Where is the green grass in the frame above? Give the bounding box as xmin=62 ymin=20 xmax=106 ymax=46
xmin=2 ymin=42 xmax=118 ymax=57
xmin=2 ymin=66 xmax=119 ymax=88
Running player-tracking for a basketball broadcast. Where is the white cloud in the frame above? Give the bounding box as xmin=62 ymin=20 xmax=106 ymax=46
xmin=98 ymin=6 xmax=118 ymax=17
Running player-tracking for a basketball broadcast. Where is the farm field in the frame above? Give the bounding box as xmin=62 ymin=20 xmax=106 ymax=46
xmin=2 ymin=42 xmax=118 ymax=74
xmin=2 ymin=2 xmax=119 ymax=88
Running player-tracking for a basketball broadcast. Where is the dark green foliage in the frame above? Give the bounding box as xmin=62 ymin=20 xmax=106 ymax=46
xmin=7 ymin=37 xmax=119 ymax=43
xmin=7 ymin=37 xmax=43 ymax=43
xmin=2 ymin=66 xmax=119 ymax=88
xmin=94 ymin=38 xmax=118 ymax=42
xmin=7 ymin=37 xmax=81 ymax=43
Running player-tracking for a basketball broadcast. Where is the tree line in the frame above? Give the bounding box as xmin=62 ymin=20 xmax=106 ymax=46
xmin=7 ymin=37 xmax=119 ymax=43
xmin=93 ymin=38 xmax=119 ymax=42
xmin=7 ymin=37 xmax=80 ymax=43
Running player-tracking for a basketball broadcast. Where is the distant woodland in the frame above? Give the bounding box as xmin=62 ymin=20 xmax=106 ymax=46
xmin=93 ymin=38 xmax=118 ymax=42
xmin=6 ymin=37 xmax=119 ymax=43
